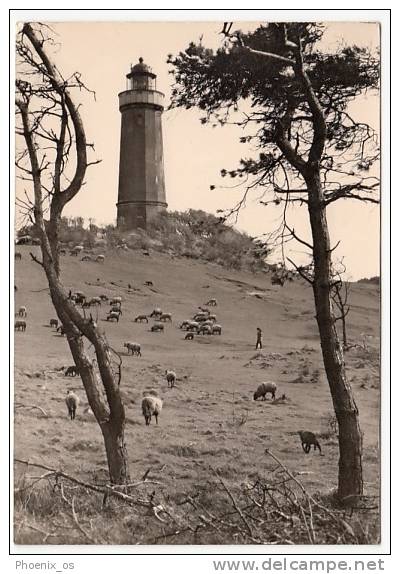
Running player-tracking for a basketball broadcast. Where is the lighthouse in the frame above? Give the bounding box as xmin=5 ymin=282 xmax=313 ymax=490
xmin=116 ymin=58 xmax=167 ymax=230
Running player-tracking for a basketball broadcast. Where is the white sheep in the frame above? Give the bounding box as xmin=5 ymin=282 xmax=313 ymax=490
xmin=18 ymin=306 xmax=27 ymax=317
xmin=142 ymin=394 xmax=163 ymax=425
xmin=165 ymin=369 xmax=177 ymax=388
xmin=253 ymin=382 xmax=277 ymax=401
xmin=96 ymin=254 xmax=105 ymax=263
xmin=124 ymin=342 xmax=141 ymax=356
xmin=65 ymin=390 xmax=80 ymax=420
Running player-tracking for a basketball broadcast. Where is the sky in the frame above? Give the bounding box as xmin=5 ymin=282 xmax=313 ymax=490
xmin=15 ymin=20 xmax=380 ymax=280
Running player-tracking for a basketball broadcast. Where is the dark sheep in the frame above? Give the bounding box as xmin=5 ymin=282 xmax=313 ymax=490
xmin=65 ymin=365 xmax=79 ymax=377
xmin=185 ymin=332 xmax=194 ymax=340
xmin=151 ymin=323 xmax=164 ymax=332
xmin=50 ymin=318 xmax=58 ymax=329
xmin=134 ymin=315 xmax=148 ymax=323
xmin=15 ymin=320 xmax=26 ymax=331
xmin=298 ymin=431 xmax=322 ymax=454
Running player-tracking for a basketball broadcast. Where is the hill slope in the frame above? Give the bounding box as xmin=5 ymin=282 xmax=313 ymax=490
xmin=13 ymin=246 xmax=380 ymax=544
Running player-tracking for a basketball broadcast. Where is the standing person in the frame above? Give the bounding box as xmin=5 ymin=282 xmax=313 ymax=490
xmin=256 ymin=327 xmax=263 ymax=350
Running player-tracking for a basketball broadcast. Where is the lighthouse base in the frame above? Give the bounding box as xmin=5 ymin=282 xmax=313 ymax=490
xmin=116 ymin=200 xmax=167 ymax=230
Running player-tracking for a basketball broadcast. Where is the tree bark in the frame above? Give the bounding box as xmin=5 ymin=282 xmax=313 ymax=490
xmin=306 ymin=170 xmax=363 ymax=501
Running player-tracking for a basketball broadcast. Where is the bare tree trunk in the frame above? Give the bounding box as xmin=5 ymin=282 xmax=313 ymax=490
xmin=39 ymin=229 xmax=130 ymax=484
xmin=307 ymin=171 xmax=363 ymax=501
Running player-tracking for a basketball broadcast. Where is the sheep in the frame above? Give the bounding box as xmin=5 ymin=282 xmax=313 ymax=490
xmin=198 ymin=324 xmax=212 ymax=335
xmin=65 ymin=365 xmax=79 ymax=377
xmin=106 ymin=311 xmax=120 ymax=322
xmin=298 ymin=431 xmax=322 ymax=454
xmin=149 ymin=308 xmax=162 ymax=318
xmin=212 ymin=324 xmax=222 ymax=335
xmin=81 ymin=255 xmax=93 ymax=262
xmin=110 ymin=297 xmax=122 ymax=306
xmin=187 ymin=321 xmax=200 ymax=332
xmin=185 ymin=332 xmax=194 ymax=340
xmin=57 ymin=325 xmax=66 ymax=336
xmin=253 ymin=382 xmax=277 ymax=401
xmin=124 ymin=342 xmax=141 ymax=356
xmin=15 ymin=252 xmax=22 ymax=260
xmin=18 ymin=306 xmax=27 ymax=317
xmin=14 ymin=320 xmax=26 ymax=332
xmin=50 ymin=318 xmax=58 ymax=329
xmin=142 ymin=395 xmax=163 ymax=425
xmin=65 ymin=390 xmax=80 ymax=420
xmin=96 ymin=254 xmax=105 ymax=263
xmin=110 ymin=306 xmax=122 ymax=316
xmin=206 ymin=298 xmax=218 ymax=306
xmin=144 ymin=280 xmax=153 ymax=286
xmin=159 ymin=312 xmax=172 ymax=322
xmin=180 ymin=320 xmax=190 ymax=330
xmin=208 ymin=314 xmax=217 ymax=323
xmin=193 ymin=312 xmax=208 ymax=322
xmin=70 ymin=246 xmax=83 ymax=256
xmin=151 ymin=323 xmax=164 ymax=332
xmin=82 ymin=301 xmax=93 ymax=309
xmin=59 ymin=248 xmax=67 ymax=255
xmin=99 ymin=294 xmax=109 ymax=301
xmin=89 ymin=297 xmax=101 ymax=306
xmin=165 ymin=370 xmax=177 ymax=388
xmin=134 ymin=314 xmax=148 ymax=323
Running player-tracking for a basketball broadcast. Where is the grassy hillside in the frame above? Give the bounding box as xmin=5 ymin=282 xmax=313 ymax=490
xmin=13 ymin=245 xmax=380 ymax=544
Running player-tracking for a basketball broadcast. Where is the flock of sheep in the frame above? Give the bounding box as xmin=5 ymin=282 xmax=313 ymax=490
xmin=15 ymin=247 xmax=323 ymax=455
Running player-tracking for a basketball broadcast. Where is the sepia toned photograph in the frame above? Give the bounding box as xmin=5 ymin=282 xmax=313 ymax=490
xmin=13 ymin=15 xmax=383 ymax=547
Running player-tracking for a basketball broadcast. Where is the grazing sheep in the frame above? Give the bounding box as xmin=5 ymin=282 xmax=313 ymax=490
xmin=124 ymin=342 xmax=141 ymax=356
xmin=99 ymin=294 xmax=109 ymax=301
xmin=144 ymin=280 xmax=153 ymax=286
xmin=15 ymin=252 xmax=22 ymax=260
xmin=180 ymin=320 xmax=190 ymax=330
xmin=110 ymin=306 xmax=122 ymax=316
xmin=57 ymin=325 xmax=66 ymax=336
xmin=165 ymin=370 xmax=177 ymax=388
xmin=208 ymin=314 xmax=217 ymax=323
xmin=70 ymin=246 xmax=84 ymax=256
xmin=193 ymin=312 xmax=208 ymax=322
xmin=271 ymin=274 xmax=286 ymax=286
xmin=198 ymin=306 xmax=209 ymax=313
xmin=198 ymin=324 xmax=212 ymax=335
xmin=65 ymin=390 xmax=80 ymax=420
xmin=134 ymin=314 xmax=148 ymax=323
xmin=50 ymin=318 xmax=58 ymax=329
xmin=18 ymin=306 xmax=27 ymax=317
xmin=151 ymin=323 xmax=164 ymax=332
xmin=212 ymin=324 xmax=222 ymax=335
xmin=96 ymin=254 xmax=105 ymax=263
xmin=206 ymin=298 xmax=218 ymax=306
xmin=142 ymin=395 xmax=163 ymax=425
xmin=106 ymin=311 xmax=120 ymax=322
xmin=149 ymin=308 xmax=162 ymax=318
xmin=110 ymin=297 xmax=122 ymax=306
xmin=159 ymin=312 xmax=172 ymax=322
xmin=185 ymin=332 xmax=194 ymax=340
xmin=253 ymin=382 xmax=277 ymax=401
xmin=298 ymin=431 xmax=322 ymax=454
xmin=187 ymin=321 xmax=200 ymax=332
xmin=65 ymin=365 xmax=79 ymax=377
xmin=59 ymin=248 xmax=67 ymax=255
xmin=14 ymin=320 xmax=26 ymax=332
xmin=81 ymin=255 xmax=93 ymax=262
xmin=89 ymin=297 xmax=101 ymax=306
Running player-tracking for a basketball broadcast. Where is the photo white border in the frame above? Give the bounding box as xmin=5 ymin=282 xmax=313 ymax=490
xmin=2 ymin=5 xmax=392 ymax=571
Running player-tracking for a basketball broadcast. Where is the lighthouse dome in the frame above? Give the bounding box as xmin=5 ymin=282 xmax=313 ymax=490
xmin=131 ymin=57 xmax=153 ymax=76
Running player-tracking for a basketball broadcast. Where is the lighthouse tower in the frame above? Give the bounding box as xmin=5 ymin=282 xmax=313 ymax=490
xmin=116 ymin=58 xmax=167 ymax=230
